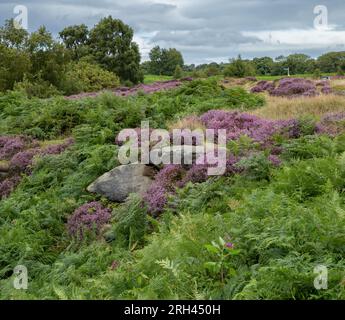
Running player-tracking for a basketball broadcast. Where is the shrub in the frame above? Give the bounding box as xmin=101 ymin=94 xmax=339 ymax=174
xmin=221 ymin=87 xmax=265 ymax=110
xmin=113 ymin=195 xmax=149 ymax=248
xmin=273 ymin=157 xmax=345 ymax=200
xmin=62 ymin=61 xmax=120 ymax=95
xmin=173 ymin=65 xmax=183 ymax=79
xmin=236 ymin=152 xmax=277 ymax=181
xmin=14 ymin=76 xmax=62 ymax=99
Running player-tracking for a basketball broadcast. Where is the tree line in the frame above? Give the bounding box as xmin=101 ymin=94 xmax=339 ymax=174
xmin=0 ymin=16 xmax=143 ymax=97
xmin=1 ymin=15 xmax=345 ymax=98
xmin=191 ymin=53 xmax=345 ymax=78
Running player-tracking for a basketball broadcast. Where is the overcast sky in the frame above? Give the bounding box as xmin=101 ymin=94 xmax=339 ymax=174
xmin=1 ymin=0 xmax=345 ymax=64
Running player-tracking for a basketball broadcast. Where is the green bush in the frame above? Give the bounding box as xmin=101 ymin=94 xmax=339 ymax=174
xmin=273 ymin=157 xmax=345 ymax=200
xmin=14 ymin=76 xmax=62 ymax=99
xmin=62 ymin=61 xmax=120 ymax=95
xmin=221 ymin=87 xmax=265 ymax=110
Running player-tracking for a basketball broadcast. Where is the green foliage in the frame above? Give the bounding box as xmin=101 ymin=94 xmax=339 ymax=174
xmin=281 ymin=135 xmax=338 ymax=160
xmin=313 ymin=68 xmax=322 ymax=79
xmin=317 ymin=51 xmax=345 ymax=73
xmin=0 ymin=70 xmax=345 ymax=301
xmin=0 ymin=19 xmax=28 ymax=49
xmin=220 ymin=87 xmax=265 ymax=110
xmin=0 ymin=44 xmax=31 ymax=92
xmin=0 ymin=17 xmax=143 ymax=97
xmin=237 ymin=152 xmax=273 ymax=181
xmin=273 ymin=157 xmax=345 ymax=200
xmin=173 ymin=65 xmax=183 ymax=79
xmin=62 ymin=61 xmax=120 ymax=95
xmin=224 ymin=55 xmax=255 ymax=78
xmin=148 ymin=46 xmax=184 ymax=76
xmin=59 ymin=24 xmax=89 ymax=60
xmin=14 ymin=75 xmax=62 ymax=99
xmin=89 ymin=16 xmax=143 ymax=84
xmin=253 ymin=57 xmax=274 ymax=75
xmin=112 ymin=195 xmax=149 ymax=249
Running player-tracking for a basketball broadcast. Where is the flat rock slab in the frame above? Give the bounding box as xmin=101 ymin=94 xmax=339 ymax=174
xmin=151 ymin=144 xmax=228 ymax=165
xmin=87 ymin=164 xmax=155 ymax=202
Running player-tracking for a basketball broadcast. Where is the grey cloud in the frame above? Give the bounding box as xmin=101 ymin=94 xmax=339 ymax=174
xmin=1 ymin=0 xmax=345 ymax=64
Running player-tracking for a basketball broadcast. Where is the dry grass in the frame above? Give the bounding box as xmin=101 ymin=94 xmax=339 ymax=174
xmin=252 ymin=94 xmax=345 ymax=120
xmin=331 ymin=79 xmax=345 ymax=92
xmin=167 ymin=115 xmax=206 ymax=131
xmin=220 ymin=78 xmax=255 ymax=91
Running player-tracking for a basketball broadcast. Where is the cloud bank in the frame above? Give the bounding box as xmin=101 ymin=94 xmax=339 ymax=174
xmin=1 ymin=0 xmax=345 ymax=64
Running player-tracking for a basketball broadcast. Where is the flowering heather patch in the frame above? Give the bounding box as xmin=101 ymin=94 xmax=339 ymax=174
xmin=40 ymin=138 xmax=74 ymax=156
xmin=245 ymin=77 xmax=257 ymax=82
xmin=315 ymin=81 xmax=332 ymax=94
xmin=143 ymin=165 xmax=186 ymax=215
xmin=67 ymin=202 xmax=112 ymax=240
xmin=268 ymin=155 xmax=282 ymax=167
xmin=331 ymin=75 xmax=345 ymax=80
xmin=199 ymin=110 xmax=301 ymax=146
xmin=177 ymin=164 xmax=209 ymax=187
xmin=1 ymin=137 xmax=74 ymax=198
xmin=9 ymin=139 xmax=74 ymax=173
xmin=251 ymin=80 xmax=275 ymax=93
xmin=316 ymin=112 xmax=345 ymax=136
xmin=66 ymin=80 xmax=186 ymax=100
xmin=115 ymin=128 xmax=156 ymax=148
xmin=251 ymin=78 xmax=329 ymax=97
xmin=141 ymin=110 xmax=308 ymax=214
xmin=144 ymin=154 xmax=245 ymax=214
xmin=9 ymin=148 xmax=41 ymax=173
xmin=0 ymin=175 xmax=21 ymax=199
xmin=270 ymin=78 xmax=317 ymax=98
xmin=0 ymin=136 xmax=26 ymax=160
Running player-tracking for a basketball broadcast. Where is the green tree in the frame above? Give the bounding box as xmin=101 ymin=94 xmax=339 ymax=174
xmin=89 ymin=16 xmax=143 ymax=84
xmin=148 ymin=46 xmax=184 ymax=76
xmin=313 ymin=68 xmax=322 ymax=79
xmin=317 ymin=51 xmax=345 ymax=73
xmin=0 ymin=44 xmax=31 ymax=91
xmin=173 ymin=65 xmax=183 ymax=79
xmin=59 ymin=24 xmax=89 ymax=59
xmin=206 ymin=63 xmax=220 ymax=77
xmin=285 ymin=53 xmax=314 ymax=74
xmin=27 ymin=26 xmax=70 ymax=88
xmin=253 ymin=57 xmax=274 ymax=75
xmin=224 ymin=55 xmax=255 ymax=78
xmin=149 ymin=46 xmax=163 ymax=75
xmin=0 ymin=19 xmax=28 ymax=50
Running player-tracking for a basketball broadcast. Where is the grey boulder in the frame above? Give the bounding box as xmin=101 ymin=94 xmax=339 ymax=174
xmin=87 ymin=164 xmax=155 ymax=202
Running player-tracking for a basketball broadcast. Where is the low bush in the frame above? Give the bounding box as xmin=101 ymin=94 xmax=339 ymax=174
xmin=62 ymin=61 xmax=120 ymax=95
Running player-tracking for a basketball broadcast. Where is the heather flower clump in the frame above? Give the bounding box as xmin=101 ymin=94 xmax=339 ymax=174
xmin=0 ymin=135 xmax=74 ymax=199
xmin=0 ymin=175 xmax=21 ymax=199
xmin=316 ymin=112 xmax=345 ymax=136
xmin=142 ymin=109 xmax=316 ymax=215
xmin=66 ymin=79 xmax=190 ymax=100
xmin=270 ymin=78 xmax=317 ymax=97
xmin=67 ymin=202 xmax=112 ymax=240
xmin=143 ymin=165 xmax=186 ymax=215
xmin=9 ymin=148 xmax=41 ymax=173
xmin=251 ymin=78 xmax=332 ymax=97
xmin=199 ymin=110 xmax=301 ymax=146
xmin=0 ymin=136 xmax=25 ymax=160
xmin=251 ymin=80 xmax=275 ymax=93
